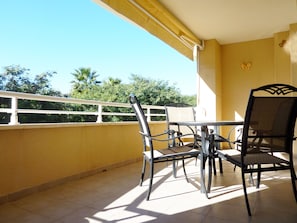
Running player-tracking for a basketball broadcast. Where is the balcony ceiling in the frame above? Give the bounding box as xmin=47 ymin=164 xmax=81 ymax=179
xmin=160 ymin=0 xmax=297 ymax=45
xmin=95 ymin=0 xmax=297 ymax=59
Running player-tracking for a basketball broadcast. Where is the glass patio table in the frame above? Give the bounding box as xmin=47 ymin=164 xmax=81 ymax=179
xmin=169 ymin=120 xmax=244 ymax=197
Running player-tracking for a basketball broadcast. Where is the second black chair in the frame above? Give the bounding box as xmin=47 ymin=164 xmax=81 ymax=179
xmin=129 ymin=94 xmax=202 ymax=200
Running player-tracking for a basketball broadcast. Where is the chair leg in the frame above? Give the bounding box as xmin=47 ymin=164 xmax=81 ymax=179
xmin=242 ymin=170 xmax=252 ymax=216
xmin=212 ymin=157 xmax=217 ymax=176
xmin=249 ymin=165 xmax=255 ymax=186
xmin=290 ymin=168 xmax=297 ymax=202
xmin=293 ymin=168 xmax=297 ymax=180
xmin=200 ymin=155 xmax=209 ymax=198
xmin=233 ymin=165 xmax=237 ymax=172
xmin=140 ymin=157 xmax=146 ymax=186
xmin=212 ymin=156 xmax=223 ymax=175
xmin=256 ymin=164 xmax=261 ymax=189
xmin=219 ymin=157 xmax=223 ymax=173
xmin=182 ymin=159 xmax=189 ymax=182
xmin=146 ymin=162 xmax=154 ymax=200
xmin=173 ymin=160 xmax=177 ymax=178
xmin=207 ymin=156 xmax=213 ymax=193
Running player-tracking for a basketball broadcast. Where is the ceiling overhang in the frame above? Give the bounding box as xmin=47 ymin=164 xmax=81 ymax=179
xmin=94 ymin=0 xmax=202 ymax=60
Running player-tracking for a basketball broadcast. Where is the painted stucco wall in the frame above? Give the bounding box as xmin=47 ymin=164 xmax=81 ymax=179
xmin=198 ymin=25 xmax=297 ymax=141
xmin=0 ymin=122 xmax=167 ymax=202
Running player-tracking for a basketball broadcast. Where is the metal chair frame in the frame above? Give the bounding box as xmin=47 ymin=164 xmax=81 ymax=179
xmin=218 ymin=83 xmax=297 ymax=216
xmin=129 ymin=94 xmax=202 ymax=200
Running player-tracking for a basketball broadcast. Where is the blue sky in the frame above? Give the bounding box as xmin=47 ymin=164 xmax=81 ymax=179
xmin=0 ymin=0 xmax=197 ymax=95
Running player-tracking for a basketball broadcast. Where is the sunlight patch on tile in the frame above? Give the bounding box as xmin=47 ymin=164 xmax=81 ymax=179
xmin=86 ymin=160 xmax=270 ymax=220
xmin=89 ymin=206 xmax=156 ymax=223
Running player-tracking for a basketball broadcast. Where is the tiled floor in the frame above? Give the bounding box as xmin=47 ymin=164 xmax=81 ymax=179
xmin=0 ymin=158 xmax=297 ymax=223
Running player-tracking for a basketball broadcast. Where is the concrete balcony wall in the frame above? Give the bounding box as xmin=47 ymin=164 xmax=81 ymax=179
xmin=0 ymin=122 xmax=167 ymax=203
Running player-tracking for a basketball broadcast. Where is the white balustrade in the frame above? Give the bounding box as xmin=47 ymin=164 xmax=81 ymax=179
xmin=0 ymin=91 xmax=166 ymax=125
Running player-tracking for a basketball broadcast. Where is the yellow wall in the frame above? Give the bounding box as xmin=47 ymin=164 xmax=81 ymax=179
xmin=198 ymin=39 xmax=222 ymax=120
xmin=221 ymin=38 xmax=275 ymax=120
xmin=198 ymin=25 xmax=297 ymax=141
xmin=199 ymin=29 xmax=297 ymax=120
xmin=0 ymin=122 xmax=167 ymax=202
xmin=290 ymin=24 xmax=297 ymax=86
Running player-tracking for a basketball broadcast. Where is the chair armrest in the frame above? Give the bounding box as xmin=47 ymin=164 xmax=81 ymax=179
xmin=139 ymin=131 xmax=199 ymax=146
xmin=209 ymin=126 xmax=243 ymax=150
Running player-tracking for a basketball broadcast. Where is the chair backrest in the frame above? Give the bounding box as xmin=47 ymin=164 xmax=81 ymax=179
xmin=165 ymin=105 xmax=196 ymax=135
xmin=129 ymin=94 xmax=153 ymax=150
xmin=242 ymin=84 xmax=297 ymax=156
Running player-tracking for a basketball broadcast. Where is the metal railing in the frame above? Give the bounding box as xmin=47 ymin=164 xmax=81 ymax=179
xmin=0 ymin=91 xmax=166 ymax=125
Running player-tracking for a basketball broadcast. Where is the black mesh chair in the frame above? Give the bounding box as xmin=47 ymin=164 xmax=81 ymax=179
xmin=218 ymin=83 xmax=297 ymax=216
xmin=164 ymin=105 xmax=201 ymax=178
xmin=165 ymin=104 xmax=232 ymax=176
xmin=129 ymin=94 xmax=202 ymax=200
xmin=165 ymin=105 xmax=199 ymax=148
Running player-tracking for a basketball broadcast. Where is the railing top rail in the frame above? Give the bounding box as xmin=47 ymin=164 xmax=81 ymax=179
xmin=0 ymin=90 xmax=164 ymax=109
xmin=0 ymin=90 xmax=124 ymax=106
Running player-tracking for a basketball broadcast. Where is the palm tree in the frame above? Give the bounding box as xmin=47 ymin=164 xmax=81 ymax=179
xmin=71 ymin=67 xmax=100 ymax=93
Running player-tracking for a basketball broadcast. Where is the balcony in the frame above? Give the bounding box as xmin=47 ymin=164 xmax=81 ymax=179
xmin=0 ymin=91 xmax=296 ymax=222
xmin=0 ymin=91 xmax=166 ymax=203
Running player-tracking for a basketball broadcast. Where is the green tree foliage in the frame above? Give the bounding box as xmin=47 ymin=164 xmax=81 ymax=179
xmin=70 ymin=72 xmax=196 ymax=106
xmin=68 ymin=67 xmax=102 ymax=122
xmin=0 ymin=65 xmax=62 ymax=96
xmin=70 ymin=67 xmax=101 ymax=99
xmin=97 ymin=77 xmax=124 ymax=102
xmin=0 ymin=65 xmax=196 ymax=123
xmin=0 ymin=65 xmax=30 ymax=92
xmin=0 ymin=65 xmax=67 ymax=123
xmin=70 ymin=71 xmax=197 ymax=122
xmin=182 ymin=94 xmax=197 ymax=106
xmin=127 ymin=74 xmax=183 ymax=105
xmin=96 ymin=77 xmax=128 ymax=122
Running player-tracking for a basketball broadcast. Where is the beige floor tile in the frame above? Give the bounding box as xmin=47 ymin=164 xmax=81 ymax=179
xmin=0 ymin=158 xmax=296 ymax=223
